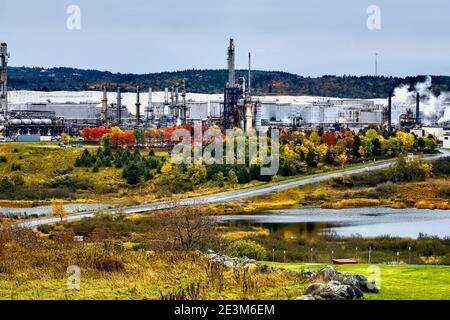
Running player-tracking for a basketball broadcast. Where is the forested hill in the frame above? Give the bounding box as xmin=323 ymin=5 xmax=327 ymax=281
xmin=7 ymin=66 xmax=450 ymax=99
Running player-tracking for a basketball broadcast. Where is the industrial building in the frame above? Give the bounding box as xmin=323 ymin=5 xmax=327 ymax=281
xmin=0 ymin=39 xmax=448 ymax=141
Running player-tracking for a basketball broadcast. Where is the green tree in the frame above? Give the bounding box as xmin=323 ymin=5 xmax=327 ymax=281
xmin=227 ymin=169 xmax=238 ymax=185
xmin=187 ymin=164 xmax=207 ymax=185
xmin=123 ymin=162 xmax=142 ymax=185
xmin=324 ymin=149 xmax=334 ymax=164
xmin=0 ymin=176 xmax=15 ymax=192
xmin=305 ymin=150 xmax=317 ymax=168
xmin=215 ymin=171 xmax=225 ymax=187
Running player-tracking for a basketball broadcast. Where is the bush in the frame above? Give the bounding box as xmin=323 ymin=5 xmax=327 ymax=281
xmin=227 ymin=240 xmax=267 ymax=260
xmin=0 ymin=155 xmax=6 ymax=163
xmin=170 ymin=178 xmax=193 ymax=194
xmin=122 ymin=162 xmax=142 ymax=185
xmin=438 ymin=186 xmax=450 ymax=199
xmin=37 ymin=225 xmax=53 ymax=234
xmin=306 ymin=151 xmax=317 ymax=168
xmin=11 ymin=163 xmax=22 ymax=171
xmin=95 ymin=258 xmax=124 ymax=272
xmin=374 ymin=181 xmax=399 ymax=197
xmin=0 ymin=176 xmax=15 ymax=193
xmin=46 ymin=175 xmax=91 ymax=191
xmin=432 ymin=157 xmax=450 ymax=175
xmin=233 ymin=165 xmax=250 ymax=184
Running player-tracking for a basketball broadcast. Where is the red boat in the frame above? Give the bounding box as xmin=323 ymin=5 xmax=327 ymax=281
xmin=332 ymin=259 xmax=358 ymax=265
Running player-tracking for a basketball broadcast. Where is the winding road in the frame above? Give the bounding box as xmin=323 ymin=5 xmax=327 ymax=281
xmin=18 ymin=149 xmax=450 ymax=228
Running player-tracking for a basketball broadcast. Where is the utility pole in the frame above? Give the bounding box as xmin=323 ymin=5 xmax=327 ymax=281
xmin=375 ymin=53 xmax=378 ymax=76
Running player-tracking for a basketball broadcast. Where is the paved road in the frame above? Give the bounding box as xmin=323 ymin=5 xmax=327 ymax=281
xmin=18 ymin=149 xmax=450 ymax=228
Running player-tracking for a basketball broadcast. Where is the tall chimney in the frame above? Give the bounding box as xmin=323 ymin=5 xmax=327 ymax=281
xmin=135 ymin=86 xmax=141 ymax=124
xmin=116 ymin=87 xmax=122 ymax=125
xmin=102 ymin=85 xmax=108 ymax=126
xmin=0 ymin=43 xmax=9 ymax=120
xmin=164 ymin=88 xmax=169 ymax=105
xmin=146 ymin=87 xmax=152 ymax=122
xmin=416 ymin=92 xmax=420 ymax=126
xmin=388 ymin=92 xmax=392 ymax=131
xmin=248 ymin=52 xmax=252 ymax=95
xmin=227 ymin=39 xmax=235 ymax=86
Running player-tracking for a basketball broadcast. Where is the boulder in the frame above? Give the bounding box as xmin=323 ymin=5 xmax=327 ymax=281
xmin=361 ymin=280 xmax=379 ymax=293
xmin=302 ymin=269 xmax=316 ymax=278
xmin=304 ymin=283 xmax=326 ymax=296
xmin=318 ymin=266 xmax=338 ymax=281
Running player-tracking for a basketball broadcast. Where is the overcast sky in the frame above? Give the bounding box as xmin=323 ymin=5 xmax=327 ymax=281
xmin=0 ymin=0 xmax=449 ymax=77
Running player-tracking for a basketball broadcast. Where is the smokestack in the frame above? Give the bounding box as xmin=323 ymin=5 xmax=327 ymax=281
xmin=227 ymin=39 xmax=235 ymax=86
xmin=248 ymin=52 xmax=252 ymax=95
xmin=388 ymin=92 xmax=392 ymax=131
xmin=116 ymin=87 xmax=122 ymax=125
xmin=102 ymin=85 xmax=108 ymax=126
xmin=135 ymin=86 xmax=141 ymax=124
xmin=416 ymin=92 xmax=420 ymax=126
xmin=181 ymin=80 xmax=187 ymax=120
xmin=146 ymin=87 xmax=152 ymax=122
xmin=0 ymin=43 xmax=9 ymax=120
xmin=164 ymin=88 xmax=169 ymax=105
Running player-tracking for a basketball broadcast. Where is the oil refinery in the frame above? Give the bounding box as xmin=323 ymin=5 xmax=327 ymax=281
xmin=1 ymin=40 xmax=449 ymax=142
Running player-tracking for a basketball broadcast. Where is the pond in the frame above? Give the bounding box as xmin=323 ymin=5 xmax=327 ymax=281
xmin=216 ymin=207 xmax=450 ymax=239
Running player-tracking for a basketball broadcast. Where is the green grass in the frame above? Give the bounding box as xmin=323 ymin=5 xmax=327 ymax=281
xmin=264 ymin=262 xmax=450 ymax=300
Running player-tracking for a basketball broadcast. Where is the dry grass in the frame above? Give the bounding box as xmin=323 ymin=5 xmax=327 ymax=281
xmin=218 ymin=227 xmax=270 ymax=241
xmin=0 ymin=232 xmax=303 ymax=300
xmin=216 ymin=177 xmax=450 ymax=212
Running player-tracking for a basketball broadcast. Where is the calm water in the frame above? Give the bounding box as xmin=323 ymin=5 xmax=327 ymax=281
xmin=216 ymin=207 xmax=450 ymax=239
xmin=0 ymin=203 xmax=109 ymax=217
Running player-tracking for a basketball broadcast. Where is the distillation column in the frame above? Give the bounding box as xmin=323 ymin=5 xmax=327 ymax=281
xmin=101 ymin=85 xmax=108 ymax=126
xmin=135 ymin=86 xmax=141 ymax=125
xmin=116 ymin=87 xmax=122 ymax=126
xmin=0 ymin=43 xmax=8 ymax=121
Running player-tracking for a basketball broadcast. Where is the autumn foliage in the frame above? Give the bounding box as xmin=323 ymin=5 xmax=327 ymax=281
xmin=80 ymin=128 xmax=111 ymax=141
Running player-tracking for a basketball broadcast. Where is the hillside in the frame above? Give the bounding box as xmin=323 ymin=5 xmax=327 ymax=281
xmin=8 ymin=67 xmax=450 ymax=99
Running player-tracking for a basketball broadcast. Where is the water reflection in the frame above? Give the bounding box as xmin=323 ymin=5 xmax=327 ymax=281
xmin=216 ymin=207 xmax=450 ymax=239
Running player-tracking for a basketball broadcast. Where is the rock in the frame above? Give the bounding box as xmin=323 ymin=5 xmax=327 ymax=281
xmin=318 ymin=289 xmax=344 ymax=300
xmin=363 ymin=281 xmax=379 ymax=293
xmin=342 ymin=275 xmax=359 ymax=287
xmin=353 ymin=274 xmax=368 ymax=283
xmin=318 ymin=266 xmax=338 ymax=281
xmin=223 ymin=260 xmax=234 ymax=267
xmin=304 ymin=283 xmax=326 ymax=296
xmin=302 ymin=269 xmax=316 ymax=278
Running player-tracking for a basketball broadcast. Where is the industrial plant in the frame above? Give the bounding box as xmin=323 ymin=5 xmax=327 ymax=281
xmin=1 ymin=40 xmax=449 ymax=142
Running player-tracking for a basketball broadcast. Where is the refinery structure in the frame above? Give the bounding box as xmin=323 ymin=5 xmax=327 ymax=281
xmin=1 ymin=40 xmax=449 ymax=141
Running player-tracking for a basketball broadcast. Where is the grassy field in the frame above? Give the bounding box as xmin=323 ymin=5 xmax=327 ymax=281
xmin=0 ymin=142 xmax=396 ymax=209
xmin=265 ymin=262 xmax=450 ymax=300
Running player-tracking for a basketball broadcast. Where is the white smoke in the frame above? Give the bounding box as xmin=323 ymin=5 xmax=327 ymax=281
xmin=393 ymin=76 xmax=450 ymax=124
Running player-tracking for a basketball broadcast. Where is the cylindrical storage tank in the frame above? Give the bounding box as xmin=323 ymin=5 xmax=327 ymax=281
xmin=31 ymin=119 xmax=42 ymax=125
xmin=22 ymin=119 xmax=32 ymax=125
xmin=42 ymin=119 xmax=52 ymax=125
xmin=10 ymin=119 xmax=21 ymax=125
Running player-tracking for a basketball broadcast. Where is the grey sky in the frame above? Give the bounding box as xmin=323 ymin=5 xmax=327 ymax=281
xmin=0 ymin=0 xmax=449 ymax=76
